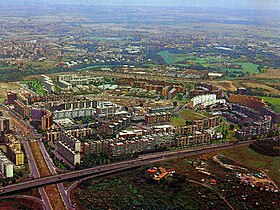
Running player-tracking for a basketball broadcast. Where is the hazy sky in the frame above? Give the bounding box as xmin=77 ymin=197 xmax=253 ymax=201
xmin=1 ymin=0 xmax=280 ymax=11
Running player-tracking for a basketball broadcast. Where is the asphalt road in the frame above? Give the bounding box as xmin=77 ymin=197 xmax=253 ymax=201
xmin=0 ymin=139 xmax=260 ymax=196
xmin=22 ymin=138 xmax=52 ymax=210
xmin=0 ymin=103 xmax=66 ymax=209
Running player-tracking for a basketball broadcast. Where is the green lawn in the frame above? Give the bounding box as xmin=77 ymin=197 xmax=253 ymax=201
xmin=20 ymin=80 xmax=47 ymax=95
xmin=179 ymin=110 xmax=206 ymax=120
xmin=220 ymin=62 xmax=259 ymax=74
xmin=260 ymin=96 xmax=280 ymax=113
xmin=170 ymin=116 xmax=186 ymax=127
xmin=157 ymin=51 xmax=259 ymax=74
xmin=157 ymin=50 xmax=189 ymax=64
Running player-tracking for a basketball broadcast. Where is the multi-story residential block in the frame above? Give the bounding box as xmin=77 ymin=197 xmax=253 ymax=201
xmin=58 ymin=74 xmax=104 ymax=88
xmin=175 ymin=131 xmax=211 ymax=146
xmin=96 ymin=101 xmax=118 ymax=117
xmin=162 ymin=86 xmax=170 ymax=96
xmin=190 ymin=94 xmax=225 ymax=109
xmin=148 ymin=106 xmax=174 ymax=114
xmin=229 ymin=94 xmax=279 ymax=123
xmin=229 ymin=94 xmax=265 ymax=112
xmin=5 ymin=134 xmax=24 ymax=166
xmin=145 ymin=112 xmax=171 ymax=124
xmin=0 ymin=151 xmax=13 ymax=178
xmin=57 ymin=141 xmax=80 ymax=165
xmin=0 ymin=116 xmax=12 ymax=135
xmin=167 ymin=88 xmax=177 ymax=100
xmin=40 ymin=75 xmax=55 ymax=93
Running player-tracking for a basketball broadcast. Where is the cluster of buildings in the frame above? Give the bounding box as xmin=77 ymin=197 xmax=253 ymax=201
xmin=109 ymin=132 xmax=175 ymax=157
xmin=116 ymin=77 xmax=186 ymax=99
xmin=7 ymin=91 xmax=53 ymax=131
xmin=223 ymin=94 xmax=280 ymax=139
xmin=190 ymin=94 xmax=226 ymax=109
xmin=224 ymin=103 xmax=272 ymax=139
xmin=3 ymin=134 xmax=25 ymax=166
xmin=0 ymin=39 xmax=56 ymax=70
xmin=0 ymin=116 xmax=24 ymax=178
xmin=189 ymin=84 xmax=223 ymax=98
xmin=146 ymin=167 xmax=175 ymax=181
xmin=97 ymin=115 xmax=131 ymax=137
xmin=45 ymin=113 xmax=221 ymax=165
xmin=58 ymin=74 xmax=104 ymax=89
xmin=7 ymin=91 xmax=102 ymax=131
xmin=229 ymin=94 xmax=280 ymax=123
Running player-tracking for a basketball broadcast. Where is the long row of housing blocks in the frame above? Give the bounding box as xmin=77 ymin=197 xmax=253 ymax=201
xmin=46 ymin=115 xmax=220 ymax=165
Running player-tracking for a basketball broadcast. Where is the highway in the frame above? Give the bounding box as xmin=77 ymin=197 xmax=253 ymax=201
xmin=22 ymin=138 xmax=52 ymax=210
xmin=1 ymin=103 xmax=52 ymax=210
xmin=0 ymin=139 xmax=259 ymax=196
xmin=0 ymin=103 xmax=67 ymax=209
xmin=37 ymin=138 xmax=72 ymax=209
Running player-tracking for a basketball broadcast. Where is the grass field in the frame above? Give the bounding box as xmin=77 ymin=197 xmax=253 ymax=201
xmin=220 ymin=62 xmax=259 ymax=74
xmin=179 ymin=110 xmax=206 ymax=120
xmin=219 ymin=146 xmax=280 ymax=187
xmin=157 ymin=50 xmax=189 ymax=64
xmin=252 ymin=69 xmax=280 ymax=79
xmin=170 ymin=116 xmax=186 ymax=127
xmin=260 ymin=96 xmax=280 ymax=113
xmin=242 ymin=82 xmax=280 ymax=96
xmin=20 ymin=80 xmax=47 ymax=95
xmin=157 ymin=50 xmax=259 ymax=74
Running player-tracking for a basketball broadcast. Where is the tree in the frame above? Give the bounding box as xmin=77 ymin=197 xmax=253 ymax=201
xmin=177 ymin=93 xmax=183 ymax=101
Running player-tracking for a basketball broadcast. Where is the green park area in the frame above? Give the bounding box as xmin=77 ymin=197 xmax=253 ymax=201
xmin=157 ymin=50 xmax=259 ymax=74
xmin=179 ymin=110 xmax=206 ymax=120
xmin=170 ymin=110 xmax=207 ymax=127
xmin=170 ymin=116 xmax=186 ymax=127
xmin=157 ymin=50 xmax=189 ymax=64
xmin=20 ymin=80 xmax=47 ymax=95
xmin=261 ymin=96 xmax=280 ymax=113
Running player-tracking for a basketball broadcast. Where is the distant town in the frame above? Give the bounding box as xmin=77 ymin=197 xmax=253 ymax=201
xmin=0 ymin=3 xmax=279 ymax=210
